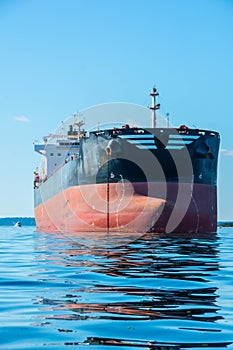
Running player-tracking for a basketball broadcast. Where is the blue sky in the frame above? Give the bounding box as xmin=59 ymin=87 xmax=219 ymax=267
xmin=0 ymin=0 xmax=232 ymax=219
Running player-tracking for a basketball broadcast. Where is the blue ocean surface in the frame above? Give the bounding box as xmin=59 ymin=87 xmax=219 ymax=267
xmin=0 ymin=221 xmax=233 ymax=349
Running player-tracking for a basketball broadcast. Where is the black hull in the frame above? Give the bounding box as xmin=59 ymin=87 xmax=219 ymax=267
xmin=34 ymin=127 xmax=220 ymax=233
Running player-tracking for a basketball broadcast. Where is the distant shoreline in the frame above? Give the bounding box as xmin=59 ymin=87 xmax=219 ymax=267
xmin=0 ymin=217 xmax=232 ymax=228
xmin=218 ymin=222 xmax=233 ymax=228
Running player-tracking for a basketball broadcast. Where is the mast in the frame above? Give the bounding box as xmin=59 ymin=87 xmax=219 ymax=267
xmin=166 ymin=112 xmax=170 ymax=128
xmin=73 ymin=112 xmax=85 ymax=140
xmin=149 ymin=85 xmax=160 ymax=128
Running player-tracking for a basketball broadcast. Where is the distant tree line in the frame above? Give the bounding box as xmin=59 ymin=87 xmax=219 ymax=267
xmin=218 ymin=221 xmax=233 ymax=228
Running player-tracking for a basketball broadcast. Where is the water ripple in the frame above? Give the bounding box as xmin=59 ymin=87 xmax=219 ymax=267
xmin=0 ymin=226 xmax=232 ymax=349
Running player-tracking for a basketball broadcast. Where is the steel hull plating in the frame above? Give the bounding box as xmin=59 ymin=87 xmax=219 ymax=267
xmin=34 ymin=183 xmax=166 ymax=233
xmin=35 ymin=182 xmax=217 ymax=234
xmin=34 ymin=127 xmax=220 ymax=234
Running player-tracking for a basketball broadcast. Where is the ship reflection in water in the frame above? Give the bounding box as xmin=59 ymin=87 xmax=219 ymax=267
xmin=34 ymin=232 xmax=232 ymax=348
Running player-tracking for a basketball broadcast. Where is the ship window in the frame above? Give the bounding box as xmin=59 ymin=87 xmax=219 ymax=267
xmin=57 ymin=153 xmax=61 ymax=156
xmin=50 ymin=153 xmax=54 ymax=156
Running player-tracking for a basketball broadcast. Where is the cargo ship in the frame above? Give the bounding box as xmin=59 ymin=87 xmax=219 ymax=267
xmin=34 ymin=87 xmax=220 ymax=234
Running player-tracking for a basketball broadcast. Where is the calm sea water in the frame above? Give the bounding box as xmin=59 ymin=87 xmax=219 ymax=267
xmin=0 ymin=225 xmax=233 ymax=349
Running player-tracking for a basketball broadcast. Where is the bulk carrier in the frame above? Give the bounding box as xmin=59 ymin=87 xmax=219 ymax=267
xmin=34 ymin=87 xmax=220 ymax=234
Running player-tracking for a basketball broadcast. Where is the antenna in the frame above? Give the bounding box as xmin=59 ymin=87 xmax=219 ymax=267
xmin=61 ymin=121 xmax=65 ymax=135
xmin=149 ymin=85 xmax=160 ymax=128
xmin=73 ymin=111 xmax=85 ymax=140
xmin=166 ymin=113 xmax=170 ymax=128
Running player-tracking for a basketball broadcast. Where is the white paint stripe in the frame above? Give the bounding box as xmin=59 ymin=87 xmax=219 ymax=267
xmin=127 ymin=140 xmax=156 ymax=144
xmin=169 ymin=134 xmax=199 ymax=139
xmin=168 ymin=140 xmax=193 ymax=144
xmin=166 ymin=145 xmax=183 ymax=149
xmin=118 ymin=134 xmax=154 ymax=139
xmin=137 ymin=145 xmax=156 ymax=149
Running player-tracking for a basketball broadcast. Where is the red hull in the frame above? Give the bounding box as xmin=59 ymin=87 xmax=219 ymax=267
xmin=34 ymin=182 xmax=217 ymax=234
xmin=34 ymin=182 xmax=165 ymax=233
